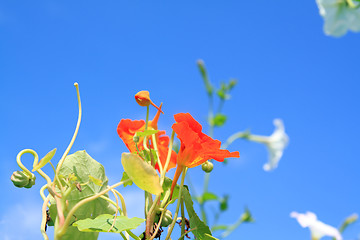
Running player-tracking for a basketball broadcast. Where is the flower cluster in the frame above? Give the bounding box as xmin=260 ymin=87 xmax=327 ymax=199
xmin=117 ymin=91 xmax=240 ymax=197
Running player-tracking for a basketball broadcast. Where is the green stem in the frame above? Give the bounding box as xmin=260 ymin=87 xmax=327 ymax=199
xmin=220 ymin=216 xmax=243 ymax=238
xmin=161 ymin=130 xmax=175 ymax=182
xmin=180 ymin=198 xmax=185 ymax=240
xmin=40 ymin=195 xmax=51 ymax=240
xmin=145 ymin=194 xmax=160 ymax=238
xmin=222 ymin=131 xmax=250 ymax=149
xmin=126 ymin=229 xmax=141 ymax=240
xmin=55 ymin=179 xmax=130 ymax=238
xmin=16 ymin=149 xmax=37 ymax=179
xmin=55 ymin=83 xmax=82 ymax=192
xmin=165 ymin=168 xmax=187 ymax=240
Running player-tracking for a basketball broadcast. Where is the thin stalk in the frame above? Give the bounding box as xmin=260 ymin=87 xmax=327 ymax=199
xmin=55 ymin=83 xmax=82 ymax=192
xmin=165 ymin=168 xmax=187 ymax=240
xmin=40 ymin=195 xmax=51 ymax=240
xmin=180 ymin=198 xmax=185 ymax=240
xmin=222 ymin=131 xmax=249 ymax=149
xmin=220 ymin=216 xmax=244 ymax=238
xmin=161 ymin=131 xmax=175 ymax=182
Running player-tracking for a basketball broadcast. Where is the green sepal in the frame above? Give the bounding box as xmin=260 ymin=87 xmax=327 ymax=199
xmin=72 ymin=214 xmax=145 ymax=233
xmin=32 ymin=148 xmax=56 ymax=172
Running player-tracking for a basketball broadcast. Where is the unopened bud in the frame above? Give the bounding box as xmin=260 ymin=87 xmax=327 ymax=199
xmin=11 ymin=171 xmax=34 ymax=188
xmin=133 ymin=135 xmax=140 ymax=143
xmin=202 ymin=161 xmax=214 ymax=173
xmin=24 ymin=177 xmax=36 ymax=188
xmin=134 ymin=91 xmax=164 ymax=114
xmin=161 ymin=210 xmax=173 ymax=227
xmin=135 ymin=91 xmax=151 ymax=107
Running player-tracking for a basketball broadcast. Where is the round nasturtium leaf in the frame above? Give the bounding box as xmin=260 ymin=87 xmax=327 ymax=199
xmin=121 ymin=152 xmax=162 ymax=195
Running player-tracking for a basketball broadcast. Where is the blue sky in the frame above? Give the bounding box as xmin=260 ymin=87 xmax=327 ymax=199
xmin=1 ymin=1 xmax=359 ymax=239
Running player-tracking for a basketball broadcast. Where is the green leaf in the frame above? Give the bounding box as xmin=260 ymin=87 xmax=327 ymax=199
xmin=182 ymin=187 xmax=213 ymax=239
xmin=88 ymin=175 xmax=103 ymax=186
xmin=219 ymin=195 xmax=229 ymax=212
xmin=73 ymin=214 xmax=145 ymax=233
xmin=49 ymin=150 xmax=116 ymax=240
xmin=121 ymin=152 xmax=162 ymax=195
xmin=213 ymin=114 xmax=227 ymax=127
xmin=202 ymin=192 xmax=218 ymax=202
xmin=120 ymin=172 xmax=133 ymax=187
xmin=161 ymin=177 xmax=181 ymax=201
xmin=32 ymin=148 xmax=56 ymax=172
xmin=135 ymin=129 xmax=159 ymax=137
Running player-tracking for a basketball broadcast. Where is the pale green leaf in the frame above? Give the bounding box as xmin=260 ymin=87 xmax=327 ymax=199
xmin=32 ymin=148 xmax=56 ymax=171
xmin=121 ymin=152 xmax=162 ymax=195
xmin=73 ymin=214 xmax=145 ymax=233
xmin=49 ymin=150 xmax=116 ymax=240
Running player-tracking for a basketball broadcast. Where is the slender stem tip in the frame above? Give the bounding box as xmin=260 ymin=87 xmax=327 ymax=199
xmin=74 ymin=82 xmax=79 ymax=87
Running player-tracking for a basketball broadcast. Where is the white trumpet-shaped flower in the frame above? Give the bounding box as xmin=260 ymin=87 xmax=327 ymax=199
xmin=247 ymin=119 xmax=289 ymax=171
xmin=291 ymin=211 xmax=342 ymax=240
xmin=316 ymin=0 xmax=360 ymax=37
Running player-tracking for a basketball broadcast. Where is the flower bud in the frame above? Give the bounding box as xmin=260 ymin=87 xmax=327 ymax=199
xmin=133 ymin=135 xmax=140 ymax=143
xmin=201 ymin=161 xmax=214 ymax=173
xmin=11 ymin=171 xmax=31 ymax=188
xmin=134 ymin=91 xmax=164 ymax=114
xmin=24 ymin=177 xmax=36 ymax=189
xmin=135 ymin=91 xmax=151 ymax=107
xmin=161 ymin=210 xmax=173 ymax=227
xmin=154 ymin=209 xmax=173 ymax=227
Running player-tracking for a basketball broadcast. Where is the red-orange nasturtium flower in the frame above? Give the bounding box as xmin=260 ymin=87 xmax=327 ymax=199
xmin=117 ymin=105 xmax=177 ymax=172
xmin=170 ymin=113 xmax=240 ymax=197
xmin=135 ymin=90 xmax=164 ymax=114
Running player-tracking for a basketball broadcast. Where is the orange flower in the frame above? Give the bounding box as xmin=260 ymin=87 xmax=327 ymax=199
xmin=170 ymin=113 xmax=240 ymax=197
xmin=117 ymin=106 xmax=177 ymax=172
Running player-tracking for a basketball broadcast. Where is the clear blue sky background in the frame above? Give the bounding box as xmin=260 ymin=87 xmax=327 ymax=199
xmin=1 ymin=1 xmax=359 ymax=240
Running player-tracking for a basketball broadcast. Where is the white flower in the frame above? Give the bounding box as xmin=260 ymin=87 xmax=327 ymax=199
xmin=247 ymin=119 xmax=289 ymax=171
xmin=316 ymin=0 xmax=360 ymax=37
xmin=291 ymin=211 xmax=342 ymax=240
